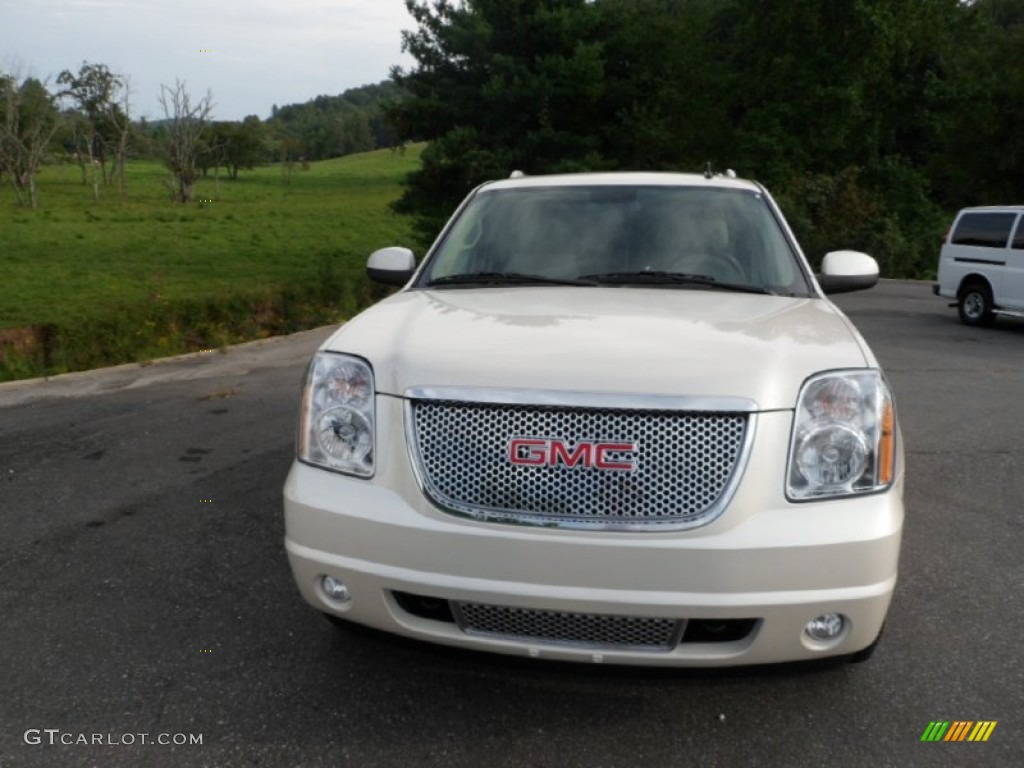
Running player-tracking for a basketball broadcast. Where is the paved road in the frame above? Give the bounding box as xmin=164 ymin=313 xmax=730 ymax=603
xmin=1 ymin=282 xmax=1021 ymax=767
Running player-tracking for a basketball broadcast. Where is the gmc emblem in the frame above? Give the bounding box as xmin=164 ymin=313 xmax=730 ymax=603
xmin=507 ymin=437 xmax=638 ymax=471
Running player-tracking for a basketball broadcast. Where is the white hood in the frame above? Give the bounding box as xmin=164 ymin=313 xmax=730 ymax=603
xmin=323 ymin=287 xmax=872 ymax=411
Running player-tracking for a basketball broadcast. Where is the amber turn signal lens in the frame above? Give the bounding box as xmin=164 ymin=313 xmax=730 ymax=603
xmin=878 ymin=401 xmax=895 ymax=486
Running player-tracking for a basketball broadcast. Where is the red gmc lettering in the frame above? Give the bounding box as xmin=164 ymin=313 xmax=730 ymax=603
xmin=594 ymin=443 xmax=638 ymax=471
xmin=508 ymin=438 xmax=547 ymax=465
xmin=548 ymin=441 xmax=593 ymax=468
xmin=508 ymin=438 xmax=637 ymax=471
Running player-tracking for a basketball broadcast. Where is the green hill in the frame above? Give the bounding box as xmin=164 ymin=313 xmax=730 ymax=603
xmin=0 ymin=145 xmax=424 ymax=381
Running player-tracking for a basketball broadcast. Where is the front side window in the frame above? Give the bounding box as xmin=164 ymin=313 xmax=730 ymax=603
xmin=422 ymin=185 xmax=810 ymax=295
xmin=1012 ymin=217 xmax=1024 ymax=250
xmin=951 ymin=212 xmax=1017 ymax=249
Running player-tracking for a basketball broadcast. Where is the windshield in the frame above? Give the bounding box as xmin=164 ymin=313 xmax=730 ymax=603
xmin=421 ymin=184 xmax=810 ymax=294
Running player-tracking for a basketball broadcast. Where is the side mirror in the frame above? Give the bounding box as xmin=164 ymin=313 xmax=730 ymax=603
xmin=816 ymin=250 xmax=879 ymax=295
xmin=367 ymin=247 xmax=416 ymax=286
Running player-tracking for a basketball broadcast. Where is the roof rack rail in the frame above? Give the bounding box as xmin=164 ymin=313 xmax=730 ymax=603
xmin=704 ymin=163 xmax=738 ymax=180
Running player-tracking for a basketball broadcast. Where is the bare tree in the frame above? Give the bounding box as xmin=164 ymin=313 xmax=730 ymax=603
xmin=158 ymin=79 xmax=214 ymax=203
xmin=0 ymin=72 xmax=59 ymax=208
xmin=107 ymin=75 xmax=133 ymax=196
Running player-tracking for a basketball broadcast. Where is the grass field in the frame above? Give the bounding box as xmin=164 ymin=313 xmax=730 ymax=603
xmin=0 ymin=144 xmax=424 ymax=381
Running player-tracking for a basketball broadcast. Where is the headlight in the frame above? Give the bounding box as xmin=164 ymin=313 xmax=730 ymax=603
xmin=297 ymin=352 xmax=375 ymax=477
xmin=787 ymin=370 xmax=895 ymax=500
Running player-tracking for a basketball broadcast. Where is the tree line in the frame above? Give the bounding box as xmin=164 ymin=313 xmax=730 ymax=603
xmin=267 ymin=82 xmax=404 ymax=161
xmin=388 ymin=0 xmax=1024 ymax=278
xmin=0 ymin=63 xmax=403 ymax=207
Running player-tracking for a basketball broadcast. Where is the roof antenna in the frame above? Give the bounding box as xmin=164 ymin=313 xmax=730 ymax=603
xmin=704 ymin=162 xmax=713 ymax=180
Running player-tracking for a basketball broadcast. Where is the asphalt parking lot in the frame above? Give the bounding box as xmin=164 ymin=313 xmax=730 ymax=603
xmin=0 ymin=281 xmax=1021 ymax=767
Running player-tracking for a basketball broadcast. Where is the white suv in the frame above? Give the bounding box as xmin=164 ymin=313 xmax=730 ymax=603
xmin=935 ymin=206 xmax=1024 ymax=325
xmin=284 ymin=172 xmax=904 ymax=667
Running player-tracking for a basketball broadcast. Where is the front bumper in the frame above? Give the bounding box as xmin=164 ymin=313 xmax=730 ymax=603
xmin=284 ymin=409 xmax=904 ymax=666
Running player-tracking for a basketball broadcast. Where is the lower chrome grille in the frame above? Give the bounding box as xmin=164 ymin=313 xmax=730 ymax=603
xmin=452 ymin=602 xmax=684 ymax=651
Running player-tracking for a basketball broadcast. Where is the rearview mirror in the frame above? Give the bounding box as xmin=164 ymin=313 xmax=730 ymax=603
xmin=367 ymin=247 xmax=416 ymax=286
xmin=816 ymin=250 xmax=879 ymax=295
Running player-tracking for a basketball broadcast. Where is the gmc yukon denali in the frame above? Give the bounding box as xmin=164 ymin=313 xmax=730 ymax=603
xmin=283 ymin=171 xmax=903 ymax=667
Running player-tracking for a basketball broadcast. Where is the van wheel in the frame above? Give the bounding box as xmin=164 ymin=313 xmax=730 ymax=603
xmin=958 ymin=282 xmax=995 ymax=326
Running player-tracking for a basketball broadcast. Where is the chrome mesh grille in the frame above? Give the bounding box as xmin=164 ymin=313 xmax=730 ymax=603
xmin=409 ymin=399 xmax=749 ymax=529
xmin=453 ymin=602 xmax=682 ymax=651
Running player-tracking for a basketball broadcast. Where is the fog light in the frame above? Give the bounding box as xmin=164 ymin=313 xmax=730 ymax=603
xmin=321 ymin=575 xmax=351 ymax=603
xmin=805 ymin=613 xmax=845 ymax=641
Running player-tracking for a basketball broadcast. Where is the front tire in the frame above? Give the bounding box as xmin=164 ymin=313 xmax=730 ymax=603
xmin=958 ymin=281 xmax=995 ymax=327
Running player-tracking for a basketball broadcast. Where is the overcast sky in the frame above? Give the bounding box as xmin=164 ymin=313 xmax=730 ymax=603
xmin=2 ymin=0 xmax=416 ymax=120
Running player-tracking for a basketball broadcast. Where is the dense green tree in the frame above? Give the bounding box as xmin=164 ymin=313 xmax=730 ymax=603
xmin=390 ymin=0 xmax=608 ymax=240
xmin=225 ymin=116 xmax=269 ymax=178
xmin=712 ymin=1 xmax=964 ymax=179
xmin=713 ymin=0 xmax=967 ymax=274
xmin=927 ymin=0 xmax=1024 ymax=206
xmin=594 ymin=0 xmax=725 ymax=170
xmin=200 ymin=116 xmax=268 ymax=180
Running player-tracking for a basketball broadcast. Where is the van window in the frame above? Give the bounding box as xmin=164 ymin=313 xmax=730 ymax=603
xmin=1013 ymin=219 xmax=1024 ymax=250
xmin=951 ymin=212 xmax=1017 ymax=248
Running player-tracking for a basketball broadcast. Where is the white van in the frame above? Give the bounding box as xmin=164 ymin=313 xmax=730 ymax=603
xmin=935 ymin=206 xmax=1024 ymax=325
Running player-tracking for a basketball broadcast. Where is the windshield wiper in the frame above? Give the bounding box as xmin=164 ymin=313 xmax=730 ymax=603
xmin=427 ymin=272 xmax=596 ymax=287
xmin=578 ymin=271 xmax=777 ymax=295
